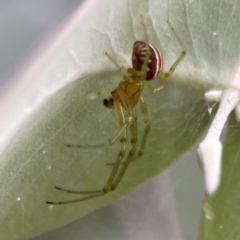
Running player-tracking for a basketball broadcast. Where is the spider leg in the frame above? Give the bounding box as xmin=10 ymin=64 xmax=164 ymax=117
xmin=66 ymin=90 xmax=132 ymax=149
xmin=53 ymin=186 xmax=102 ymax=195
xmin=46 ymin=100 xmax=128 ymax=204
xmin=46 ymin=193 xmax=105 ymax=205
xmin=111 ymin=107 xmax=137 ymax=190
xmin=140 ymin=13 xmax=149 ymax=44
xmin=107 ymin=96 xmax=150 ymax=166
xmin=105 ymin=52 xmax=132 ymax=82
xmin=66 ymin=123 xmax=127 ymax=148
xmin=137 ymin=96 xmax=150 ymax=157
xmin=158 ymin=21 xmax=186 ymax=79
xmin=97 ymin=100 xmax=127 ymax=192
xmin=144 ymin=82 xmax=164 ymax=93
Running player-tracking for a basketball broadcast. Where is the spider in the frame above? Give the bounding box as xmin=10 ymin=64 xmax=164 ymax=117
xmin=46 ymin=19 xmax=186 ymax=205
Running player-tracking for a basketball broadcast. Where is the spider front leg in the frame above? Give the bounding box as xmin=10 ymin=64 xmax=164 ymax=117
xmin=143 ymin=21 xmax=186 ymax=94
xmin=66 ymin=52 xmax=135 ymax=150
xmin=46 ymin=89 xmax=136 ymax=204
xmin=144 ymin=82 xmax=164 ymax=93
xmin=66 ymin=92 xmax=133 ymax=149
xmin=46 ymin=100 xmax=128 ymax=205
xmin=107 ymin=95 xmax=150 ymax=168
xmin=158 ymin=21 xmax=186 ymax=79
xmin=107 ymin=96 xmax=150 ymax=167
xmin=110 ymin=107 xmax=138 ymax=191
xmin=137 ymin=96 xmax=150 ymax=157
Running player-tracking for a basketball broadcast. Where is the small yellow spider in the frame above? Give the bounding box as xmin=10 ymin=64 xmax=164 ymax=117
xmin=46 ymin=19 xmax=186 ymax=205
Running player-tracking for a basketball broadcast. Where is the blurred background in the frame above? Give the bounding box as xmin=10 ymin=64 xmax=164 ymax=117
xmin=0 ymin=0 xmax=82 ymax=89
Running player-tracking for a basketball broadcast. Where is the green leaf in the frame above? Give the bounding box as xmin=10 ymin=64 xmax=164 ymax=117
xmin=1 ymin=0 xmax=240 ymax=239
xmin=0 ymin=71 xmax=209 ymax=239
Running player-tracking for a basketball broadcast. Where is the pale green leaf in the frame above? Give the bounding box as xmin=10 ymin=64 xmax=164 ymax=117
xmin=1 ymin=0 xmax=240 ymax=239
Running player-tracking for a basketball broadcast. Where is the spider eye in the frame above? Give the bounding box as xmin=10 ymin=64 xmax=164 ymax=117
xmin=103 ymin=98 xmax=114 ymax=109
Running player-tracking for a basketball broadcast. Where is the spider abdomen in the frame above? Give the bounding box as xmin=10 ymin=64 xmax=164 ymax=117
xmin=132 ymin=41 xmax=163 ymax=80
